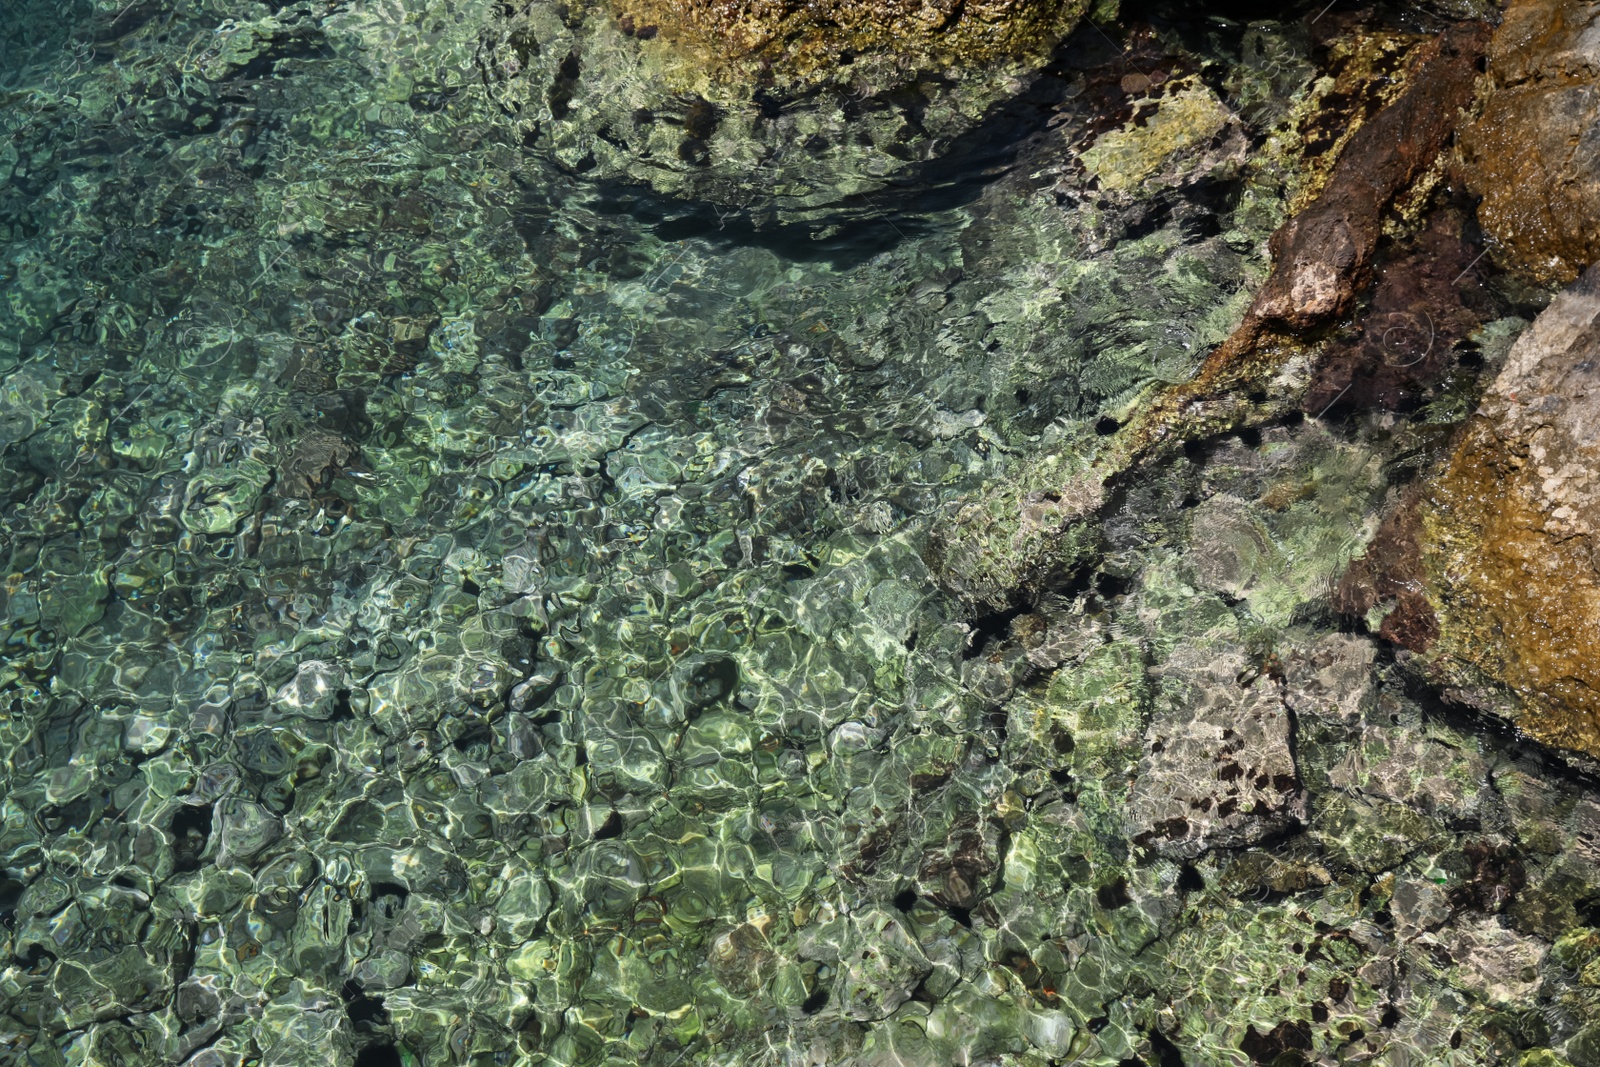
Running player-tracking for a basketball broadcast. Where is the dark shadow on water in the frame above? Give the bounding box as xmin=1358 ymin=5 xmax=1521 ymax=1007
xmin=353 ymin=1045 xmax=402 ymax=1067
xmin=590 ymin=186 xmax=932 ymax=269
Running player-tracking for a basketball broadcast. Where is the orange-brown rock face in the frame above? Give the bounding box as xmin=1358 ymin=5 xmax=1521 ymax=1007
xmin=1250 ymin=24 xmax=1487 ymax=332
xmin=608 ymin=0 xmax=1086 ymax=89
xmin=1347 ymin=265 xmax=1600 ymax=759
xmin=1423 ymin=266 xmax=1600 ymax=757
xmin=1456 ymin=0 xmax=1600 ymax=285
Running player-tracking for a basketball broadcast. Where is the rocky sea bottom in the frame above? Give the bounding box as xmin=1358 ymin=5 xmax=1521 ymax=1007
xmin=1 ymin=2 xmax=1599 ymax=1066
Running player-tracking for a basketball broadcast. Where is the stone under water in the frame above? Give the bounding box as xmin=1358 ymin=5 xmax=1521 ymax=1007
xmin=0 ymin=1 xmax=1599 ymax=1066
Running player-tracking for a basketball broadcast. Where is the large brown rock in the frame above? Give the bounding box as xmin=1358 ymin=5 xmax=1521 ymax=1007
xmin=1457 ymin=0 xmax=1600 ymax=285
xmin=1251 ymin=23 xmax=1487 ymax=331
xmin=1343 ymin=264 xmax=1600 ymax=760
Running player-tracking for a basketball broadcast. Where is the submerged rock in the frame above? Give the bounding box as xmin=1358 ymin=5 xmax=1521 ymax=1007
xmin=1129 ymin=641 xmax=1305 ymax=858
xmin=1456 ymin=0 xmax=1600 ymax=285
xmin=926 ymin=20 xmax=1489 ymax=611
xmin=478 ymin=0 xmax=1091 ymax=223
xmin=1070 ymin=75 xmax=1238 ymax=194
xmin=5 ymin=2 xmax=1599 ymax=1064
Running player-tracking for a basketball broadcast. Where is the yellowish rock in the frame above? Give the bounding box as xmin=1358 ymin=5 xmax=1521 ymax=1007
xmin=1079 ymin=78 xmax=1232 ymax=194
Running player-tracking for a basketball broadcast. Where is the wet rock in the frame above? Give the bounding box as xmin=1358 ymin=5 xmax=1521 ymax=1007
xmin=1508 ymin=791 xmax=1600 ymax=938
xmin=4 ymin=2 xmax=1595 ymax=1064
xmin=258 ymin=985 xmax=352 ymax=1067
xmin=835 ymin=907 xmax=931 ymax=1021
xmin=705 ymin=918 xmax=778 ymax=999
xmin=180 ymin=417 xmax=275 ymax=536
xmin=1390 ymin=877 xmax=1452 ymax=934
xmin=1456 ymin=0 xmax=1600 ymax=285
xmin=927 ymin=23 xmax=1487 ymax=611
xmin=1437 ymin=915 xmax=1547 ymax=1009
xmin=45 ymin=947 xmax=168 ymax=1030
xmin=352 ymin=949 xmax=413 ymax=991
xmin=0 ymin=364 xmax=63 ymax=446
xmin=1313 ymin=794 xmax=1444 ymax=873
xmin=490 ymin=869 xmax=551 ymax=943
xmin=1300 ymin=209 xmax=1502 ymax=420
xmin=1405 ymin=264 xmax=1600 ymax=759
xmin=1019 ymin=1007 xmax=1076 ymax=1060
xmin=1334 ymin=484 xmax=1441 ymax=649
xmin=1220 ymin=850 xmax=1332 ymax=897
xmin=214 ymin=799 xmax=281 ymax=866
xmin=277 ymin=428 xmax=358 ymax=500
xmin=273 ymin=660 xmax=347 ymax=720
xmin=175 ymin=974 xmax=226 ymax=1026
xmin=610 ymin=0 xmax=1083 ymax=92
xmin=1079 ymin=75 xmax=1242 ymax=195
xmin=1248 ymin=24 xmax=1488 ymax=331
xmin=1325 ymin=723 xmax=1491 ymax=825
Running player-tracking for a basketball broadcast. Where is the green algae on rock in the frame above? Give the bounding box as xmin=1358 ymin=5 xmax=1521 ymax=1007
xmin=607 ymin=0 xmax=1093 ymax=91
xmin=1079 ymin=75 xmax=1236 ymax=195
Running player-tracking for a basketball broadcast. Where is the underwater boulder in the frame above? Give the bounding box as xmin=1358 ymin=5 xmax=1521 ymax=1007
xmin=477 ymin=0 xmax=1092 ymax=224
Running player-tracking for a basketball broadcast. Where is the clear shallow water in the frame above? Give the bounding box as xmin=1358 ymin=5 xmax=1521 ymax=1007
xmin=2 ymin=3 xmax=1599 ymax=1067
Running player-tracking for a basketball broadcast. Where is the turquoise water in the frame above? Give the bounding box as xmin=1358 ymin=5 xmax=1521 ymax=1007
xmin=2 ymin=3 xmax=1598 ymax=1066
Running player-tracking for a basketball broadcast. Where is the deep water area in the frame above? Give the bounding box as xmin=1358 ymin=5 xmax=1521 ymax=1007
xmin=3 ymin=2 xmax=1600 ymax=1066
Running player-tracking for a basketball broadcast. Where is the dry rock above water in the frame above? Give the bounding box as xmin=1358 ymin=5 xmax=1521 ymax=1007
xmin=1343 ymin=264 xmax=1600 ymax=761
xmin=606 ymin=0 xmax=1088 ymax=91
xmin=1457 ymin=0 xmax=1600 ymax=285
